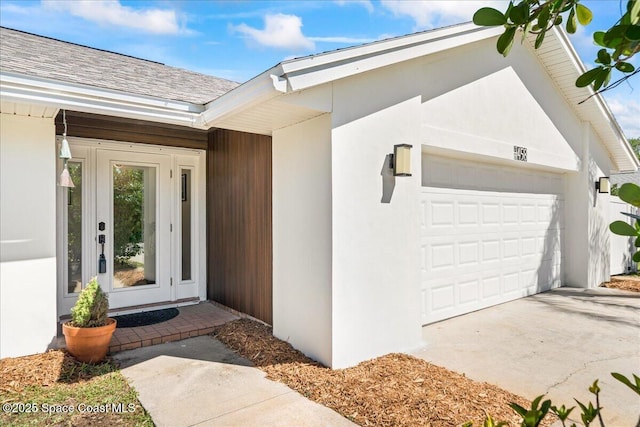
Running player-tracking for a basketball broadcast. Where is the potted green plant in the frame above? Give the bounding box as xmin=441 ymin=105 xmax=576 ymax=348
xmin=62 ymin=277 xmax=117 ymax=363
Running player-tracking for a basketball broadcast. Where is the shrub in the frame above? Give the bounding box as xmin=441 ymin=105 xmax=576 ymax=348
xmin=70 ymin=278 xmax=109 ymax=327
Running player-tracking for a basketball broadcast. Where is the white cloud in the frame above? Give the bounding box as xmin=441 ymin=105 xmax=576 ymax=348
xmin=231 ymin=13 xmax=315 ymax=51
xmin=42 ymin=0 xmax=184 ymax=35
xmin=381 ymin=0 xmax=508 ymax=29
xmin=607 ymin=96 xmax=640 ymax=138
xmin=334 ymin=0 xmax=374 ymax=13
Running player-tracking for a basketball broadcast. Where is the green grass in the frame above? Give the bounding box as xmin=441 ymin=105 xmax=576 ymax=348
xmin=0 ymin=360 xmax=153 ymax=426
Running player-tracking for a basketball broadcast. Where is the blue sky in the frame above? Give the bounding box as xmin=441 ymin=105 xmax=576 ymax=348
xmin=1 ymin=0 xmax=638 ymax=136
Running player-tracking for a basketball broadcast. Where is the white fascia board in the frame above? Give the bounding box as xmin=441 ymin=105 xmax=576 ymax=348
xmin=550 ymin=29 xmax=639 ymax=171
xmin=280 ymin=24 xmax=503 ymax=91
xmin=198 ymin=25 xmax=503 ymax=128
xmin=199 ymin=65 xmax=286 ymax=128
xmin=0 ymin=72 xmax=204 ymax=128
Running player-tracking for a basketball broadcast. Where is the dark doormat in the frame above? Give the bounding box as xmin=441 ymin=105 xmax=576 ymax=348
xmin=113 ymin=308 xmax=179 ymax=328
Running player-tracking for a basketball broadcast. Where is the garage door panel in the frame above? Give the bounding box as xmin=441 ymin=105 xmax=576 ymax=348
xmin=422 ymin=233 xmax=561 ymax=277
xmin=421 ymin=156 xmax=564 ymax=325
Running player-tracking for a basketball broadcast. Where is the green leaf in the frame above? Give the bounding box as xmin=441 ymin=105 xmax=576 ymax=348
xmin=531 ymin=395 xmax=544 ymax=409
xmin=626 ymin=24 xmax=640 ymax=40
xmin=597 ymin=49 xmax=611 ymax=65
xmin=619 ymin=183 xmax=640 ymax=206
xmin=497 ymin=27 xmax=517 ymax=56
xmin=604 ymin=25 xmax=629 ymax=45
xmin=576 ymin=67 xmax=603 ymax=87
xmin=509 ymin=402 xmax=527 ymax=417
xmin=631 ymin=0 xmax=640 ymax=24
xmin=633 ymin=251 xmax=640 ymax=262
xmin=535 ymin=31 xmax=546 ymax=49
xmin=554 ymin=14 xmax=563 ymax=26
xmin=610 ymin=220 xmax=639 ymax=236
xmin=611 ymin=372 xmax=640 ymax=395
xmin=509 ymin=2 xmax=529 ymax=25
xmin=538 ymin=5 xmax=551 ymax=28
xmin=593 ymin=31 xmax=607 ymax=47
xmin=616 ymin=61 xmax=636 ymax=72
xmin=593 ymin=67 xmax=611 ymax=90
xmin=576 ymin=4 xmax=593 ymax=25
xmin=566 ymin=8 xmax=577 ymax=34
xmin=473 ymin=7 xmax=507 ymax=26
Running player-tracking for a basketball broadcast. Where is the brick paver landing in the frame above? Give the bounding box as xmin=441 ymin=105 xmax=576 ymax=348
xmin=109 ymin=302 xmax=238 ymax=354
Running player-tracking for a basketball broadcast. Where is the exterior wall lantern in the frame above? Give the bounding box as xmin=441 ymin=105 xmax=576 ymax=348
xmin=391 ymin=144 xmax=413 ymax=177
xmin=596 ymin=176 xmax=610 ymax=194
xmin=59 ymin=109 xmax=74 ymax=188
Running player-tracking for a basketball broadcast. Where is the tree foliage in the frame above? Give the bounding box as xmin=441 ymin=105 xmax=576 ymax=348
xmin=473 ymin=0 xmax=640 ymax=95
xmin=610 ymin=182 xmax=640 ymax=262
xmin=113 ymin=166 xmax=145 ymax=263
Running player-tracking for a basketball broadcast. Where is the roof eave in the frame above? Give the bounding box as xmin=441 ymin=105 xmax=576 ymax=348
xmin=198 ymin=64 xmax=286 ymax=129
xmin=198 ymin=24 xmax=504 ymax=129
xmin=280 ymin=24 xmax=503 ymax=91
xmin=549 ymin=28 xmax=639 ymax=172
xmin=0 ymin=72 xmax=205 ymax=129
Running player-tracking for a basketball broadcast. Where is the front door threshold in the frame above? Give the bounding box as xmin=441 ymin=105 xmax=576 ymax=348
xmin=59 ymin=297 xmax=200 ymax=323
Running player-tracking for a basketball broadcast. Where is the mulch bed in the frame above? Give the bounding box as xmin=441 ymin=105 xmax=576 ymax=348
xmin=213 ymin=319 xmax=556 ymax=427
xmin=601 ymin=279 xmax=640 ymax=292
xmin=0 ymin=350 xmax=73 ymax=393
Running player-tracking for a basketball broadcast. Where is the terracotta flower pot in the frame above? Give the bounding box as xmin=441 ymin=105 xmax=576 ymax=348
xmin=63 ymin=318 xmax=117 ymax=363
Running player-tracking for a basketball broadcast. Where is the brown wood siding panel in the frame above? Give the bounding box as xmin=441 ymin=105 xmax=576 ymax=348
xmin=207 ymin=129 xmax=272 ymax=324
xmin=55 ymin=111 xmax=208 ymax=149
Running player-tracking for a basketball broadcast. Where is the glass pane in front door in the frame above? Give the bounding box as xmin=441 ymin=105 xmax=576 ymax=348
xmin=67 ymin=161 xmax=83 ymax=294
xmin=112 ymin=164 xmax=156 ymax=288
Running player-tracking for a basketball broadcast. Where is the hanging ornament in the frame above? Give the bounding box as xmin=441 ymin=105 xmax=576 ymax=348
xmin=59 ymin=110 xmax=72 ymax=159
xmin=59 ymin=160 xmax=75 ymax=188
xmin=58 ymin=110 xmax=74 ymax=187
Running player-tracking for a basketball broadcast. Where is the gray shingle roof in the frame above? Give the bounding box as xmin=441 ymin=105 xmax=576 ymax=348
xmin=0 ymin=27 xmax=239 ymax=105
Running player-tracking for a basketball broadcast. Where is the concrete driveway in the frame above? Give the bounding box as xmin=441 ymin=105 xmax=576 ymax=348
xmin=413 ymin=288 xmax=640 ymax=426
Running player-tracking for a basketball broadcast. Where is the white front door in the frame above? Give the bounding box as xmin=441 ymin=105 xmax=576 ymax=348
xmin=96 ymin=149 xmax=172 ymax=308
xmin=57 ymin=138 xmax=206 ymax=316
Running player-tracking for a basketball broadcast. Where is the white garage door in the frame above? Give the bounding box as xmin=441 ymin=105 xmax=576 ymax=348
xmin=421 ymin=155 xmax=564 ymax=325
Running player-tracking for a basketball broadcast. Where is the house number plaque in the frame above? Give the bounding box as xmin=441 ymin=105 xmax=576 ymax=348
xmin=513 ymin=145 xmax=528 ymax=162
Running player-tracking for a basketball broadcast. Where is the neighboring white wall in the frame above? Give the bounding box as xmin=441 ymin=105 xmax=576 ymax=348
xmin=564 ymin=123 xmax=615 ymax=288
xmin=0 ymin=113 xmax=57 ymax=358
xmin=610 ymin=197 xmax=635 ymax=275
xmin=272 ymin=114 xmax=333 ymax=366
xmin=564 ymin=124 xmax=590 ymax=287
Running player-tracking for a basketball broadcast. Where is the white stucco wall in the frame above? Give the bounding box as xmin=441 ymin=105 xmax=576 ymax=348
xmin=420 ymin=38 xmax=582 ymax=173
xmin=330 ymin=68 xmax=423 ymax=369
xmin=587 ymin=124 xmax=614 ymax=287
xmin=272 ymin=34 xmax=621 ymax=368
xmin=1 ymin=113 xmax=57 ymax=358
xmin=272 ymin=114 xmax=333 ymax=366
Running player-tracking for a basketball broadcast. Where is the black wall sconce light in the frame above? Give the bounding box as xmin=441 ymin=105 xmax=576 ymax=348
xmin=596 ymin=176 xmax=610 ymax=194
xmin=390 ymin=144 xmax=413 ymax=177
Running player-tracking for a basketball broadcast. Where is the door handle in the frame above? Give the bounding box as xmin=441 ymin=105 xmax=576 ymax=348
xmin=98 ymin=234 xmax=106 ymax=273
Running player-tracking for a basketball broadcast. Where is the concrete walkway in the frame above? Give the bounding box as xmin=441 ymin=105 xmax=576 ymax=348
xmin=114 ymin=336 xmax=356 ymax=427
xmin=413 ymin=288 xmax=640 ymax=426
